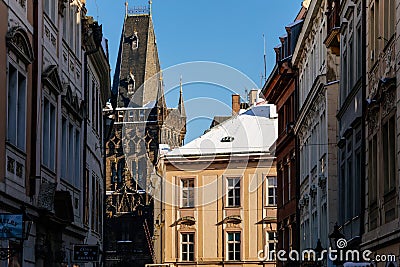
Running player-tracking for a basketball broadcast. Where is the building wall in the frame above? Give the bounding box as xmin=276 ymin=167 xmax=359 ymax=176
xmin=336 ymin=0 xmax=364 ymax=249
xmin=154 ymin=158 xmax=277 ymax=267
xmin=293 ymin=1 xmax=340 ymax=262
xmin=0 ymin=0 xmax=110 ymax=266
xmin=0 ymin=0 xmax=35 ymax=266
xmin=362 ymin=0 xmax=400 ymax=265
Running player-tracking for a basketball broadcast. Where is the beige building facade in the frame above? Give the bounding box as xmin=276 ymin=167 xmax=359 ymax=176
xmin=153 ymin=104 xmax=278 ymax=266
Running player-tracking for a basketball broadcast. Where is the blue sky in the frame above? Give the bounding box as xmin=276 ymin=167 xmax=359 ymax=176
xmin=86 ymin=0 xmax=302 ymax=142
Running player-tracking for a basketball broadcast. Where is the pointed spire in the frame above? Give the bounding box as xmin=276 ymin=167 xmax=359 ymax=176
xmin=178 ymin=76 xmax=186 ymax=118
xmin=149 ymin=0 xmax=152 ymax=16
xmin=125 ymin=1 xmax=128 ymax=17
xmin=156 ymin=70 xmax=166 ymax=109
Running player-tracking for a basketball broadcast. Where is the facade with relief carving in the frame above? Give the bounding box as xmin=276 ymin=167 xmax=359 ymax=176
xmin=262 ymin=8 xmax=305 ymax=267
xmin=362 ymin=0 xmax=399 ymax=265
xmin=0 ymin=0 xmax=111 ymax=266
xmin=104 ymin=5 xmax=186 ymax=267
xmin=292 ymin=1 xmax=340 ymax=265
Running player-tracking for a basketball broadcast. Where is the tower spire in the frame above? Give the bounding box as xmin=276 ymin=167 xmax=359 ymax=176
xmin=180 ymin=75 xmax=183 ymax=95
xmin=178 ymin=76 xmax=186 ymax=118
xmin=125 ymin=1 xmax=128 ymax=17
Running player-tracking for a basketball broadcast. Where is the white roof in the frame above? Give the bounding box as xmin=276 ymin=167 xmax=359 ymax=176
xmin=167 ymin=103 xmax=278 ymax=157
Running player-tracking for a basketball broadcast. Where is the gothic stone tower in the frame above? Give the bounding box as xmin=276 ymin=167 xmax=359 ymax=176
xmin=104 ymin=5 xmax=186 ymax=266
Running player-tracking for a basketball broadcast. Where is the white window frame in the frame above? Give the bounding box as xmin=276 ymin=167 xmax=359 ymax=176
xmin=227 ymin=232 xmax=241 ymax=261
xmin=181 ymin=178 xmax=194 ymax=208
xmin=181 ymin=232 xmax=195 ymax=262
xmin=226 ymin=177 xmax=241 ymax=207
xmin=266 ymin=176 xmax=277 ymax=206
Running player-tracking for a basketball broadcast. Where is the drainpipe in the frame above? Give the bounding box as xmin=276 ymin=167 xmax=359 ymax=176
xmin=30 ymin=0 xmax=39 ymax=197
xmin=294 ymin=66 xmax=301 ymax=261
xmin=360 ymin=0 xmax=366 ymax=248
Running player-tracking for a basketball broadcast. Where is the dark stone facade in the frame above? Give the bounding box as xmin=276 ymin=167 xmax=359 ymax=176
xmin=104 ymin=12 xmax=186 ymax=267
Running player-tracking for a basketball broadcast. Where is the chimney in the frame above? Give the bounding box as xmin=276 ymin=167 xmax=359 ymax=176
xmin=232 ymin=94 xmax=240 ymax=115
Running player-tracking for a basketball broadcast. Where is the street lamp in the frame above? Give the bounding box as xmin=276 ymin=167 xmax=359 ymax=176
xmin=21 ymin=206 xmax=33 ymax=241
xmin=328 ymin=223 xmax=345 ymax=249
xmin=328 ymin=223 xmax=345 ymax=265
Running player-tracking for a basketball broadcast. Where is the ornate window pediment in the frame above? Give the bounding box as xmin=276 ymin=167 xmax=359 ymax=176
xmin=6 ymin=26 xmax=34 ymax=65
xmin=61 ymin=85 xmax=83 ymax=120
xmin=42 ymin=65 xmax=63 ymax=95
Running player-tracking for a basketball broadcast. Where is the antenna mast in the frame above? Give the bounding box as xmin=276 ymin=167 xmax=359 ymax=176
xmin=263 ymin=33 xmax=267 ymax=82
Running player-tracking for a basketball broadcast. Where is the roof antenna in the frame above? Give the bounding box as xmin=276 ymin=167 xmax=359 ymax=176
xmin=263 ymin=33 xmax=267 ymax=82
xmin=125 ymin=1 xmax=128 ymax=17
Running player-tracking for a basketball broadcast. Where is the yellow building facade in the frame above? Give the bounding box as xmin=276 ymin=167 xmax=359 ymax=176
xmin=153 ymin=104 xmax=278 ymax=267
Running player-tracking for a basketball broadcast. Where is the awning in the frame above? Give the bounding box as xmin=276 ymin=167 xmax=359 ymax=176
xmin=170 ymin=216 xmax=196 ymax=227
xmin=216 ymin=215 xmax=242 ymax=225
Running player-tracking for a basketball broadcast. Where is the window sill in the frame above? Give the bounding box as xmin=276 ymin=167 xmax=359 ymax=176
xmin=6 ymin=141 xmax=26 ymax=157
xmin=179 ymin=207 xmax=195 ymax=210
xmin=60 ymin=178 xmax=81 ymax=192
xmin=224 ymin=206 xmax=241 ymax=209
xmin=384 ymin=189 xmax=396 ymax=202
xmin=41 ymin=164 xmax=56 ymax=177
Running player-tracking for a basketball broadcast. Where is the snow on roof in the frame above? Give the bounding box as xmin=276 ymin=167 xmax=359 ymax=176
xmin=167 ymin=103 xmax=278 ymax=157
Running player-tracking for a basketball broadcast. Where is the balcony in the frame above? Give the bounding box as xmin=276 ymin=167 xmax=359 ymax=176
xmin=324 ymin=0 xmax=340 ymax=54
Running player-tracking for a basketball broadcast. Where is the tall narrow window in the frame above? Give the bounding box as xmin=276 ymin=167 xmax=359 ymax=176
xmin=348 ymin=38 xmax=354 ymax=89
xmin=68 ymin=123 xmax=74 ymax=180
xmin=91 ymin=175 xmax=96 ymax=230
xmin=342 ymin=51 xmax=348 ymax=101
xmin=227 ymin=178 xmax=241 ymax=207
xmin=84 ymin=168 xmax=90 ymax=225
xmin=368 ymin=135 xmax=378 ymax=204
xmin=74 ymin=129 xmax=81 ymax=187
xmin=7 ymin=64 xmax=26 ymax=151
xmin=356 ymin=25 xmax=362 ymax=79
xmin=227 ymin=232 xmax=241 ymax=261
xmin=389 ymin=0 xmax=395 ymax=37
xmin=181 ymin=233 xmax=194 ymax=261
xmin=374 ymin=0 xmax=380 ymax=55
xmin=267 ymin=232 xmax=277 ymax=260
xmin=42 ymin=97 xmax=56 ymax=171
xmin=96 ymin=179 xmax=101 ymax=233
xmin=44 ymin=0 xmax=56 ymax=22
xmin=370 ymin=5 xmax=375 ymax=61
xmin=181 ymin=179 xmax=194 ymax=208
xmin=61 ymin=117 xmax=68 ymax=178
xmin=355 ymin=149 xmax=361 ymax=214
xmin=268 ymin=177 xmax=277 ymax=206
xmin=69 ymin=5 xmax=75 ymax=50
xmin=383 ymin=116 xmax=396 ymax=194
